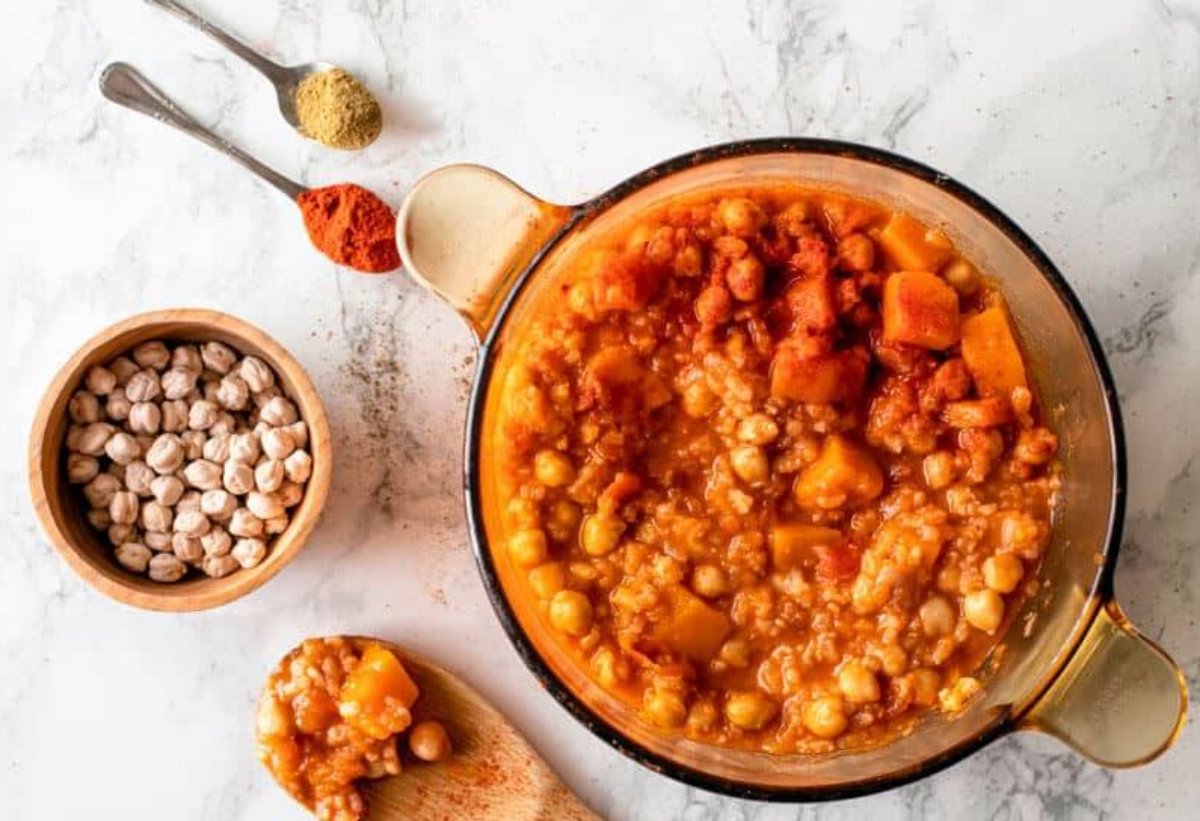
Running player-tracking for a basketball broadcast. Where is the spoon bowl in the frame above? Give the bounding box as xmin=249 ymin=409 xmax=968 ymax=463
xmin=260 ymin=636 xmax=597 ymax=821
xmin=273 ymin=60 xmax=338 ymax=134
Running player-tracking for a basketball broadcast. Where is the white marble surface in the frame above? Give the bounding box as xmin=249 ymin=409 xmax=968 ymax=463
xmin=1 ymin=0 xmax=1197 ymax=818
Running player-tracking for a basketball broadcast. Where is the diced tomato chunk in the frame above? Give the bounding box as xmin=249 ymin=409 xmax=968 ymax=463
xmin=882 ymin=271 xmax=960 ymax=350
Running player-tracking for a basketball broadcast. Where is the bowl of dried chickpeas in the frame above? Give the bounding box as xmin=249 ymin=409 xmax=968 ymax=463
xmin=28 ymin=308 xmax=332 ymax=611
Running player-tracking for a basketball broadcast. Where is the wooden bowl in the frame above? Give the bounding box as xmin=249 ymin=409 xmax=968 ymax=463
xmin=28 ymin=308 xmax=332 ymax=612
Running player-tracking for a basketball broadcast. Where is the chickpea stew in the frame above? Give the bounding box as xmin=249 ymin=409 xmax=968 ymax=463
xmin=256 ymin=638 xmax=451 ymax=821
xmin=484 ymin=186 xmax=1060 ymax=753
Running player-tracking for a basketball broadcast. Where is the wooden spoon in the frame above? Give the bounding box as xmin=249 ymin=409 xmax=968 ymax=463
xmin=261 ymin=637 xmax=598 ymax=821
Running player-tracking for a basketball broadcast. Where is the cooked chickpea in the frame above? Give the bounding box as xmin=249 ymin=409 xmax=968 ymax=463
xmin=717 ymin=197 xmax=767 ymax=237
xmin=737 ymin=413 xmax=780 ymax=446
xmin=802 ymin=696 xmax=848 ymax=739
xmin=408 ymin=721 xmax=452 ymax=762
xmin=724 ymin=691 xmax=777 ymax=730
xmin=508 ymin=528 xmax=549 ymax=567
xmin=681 ymin=381 xmax=717 ymax=418
xmin=983 ymin=553 xmax=1024 ymax=594
xmin=718 ymin=637 xmax=751 ymax=669
xmin=912 ymin=668 xmax=941 ymax=705
xmin=963 ymin=589 xmax=1005 ymax=634
xmin=837 ymin=660 xmax=881 ymax=704
xmin=691 ymin=564 xmax=729 ymax=599
xmin=591 ymin=646 xmax=627 ymax=689
xmin=534 ymin=449 xmax=575 ymax=487
xmin=580 ymin=514 xmax=624 ymax=557
xmin=922 ymin=451 xmax=956 ymax=490
xmin=645 ymin=688 xmax=688 ymax=728
xmin=505 ymin=496 xmax=540 ymax=529
xmin=919 ymin=595 xmax=956 ymax=637
xmin=729 ymin=445 xmax=769 ymax=484
xmin=528 ymin=562 xmax=566 ymax=599
xmin=548 ymin=590 xmax=593 ymax=636
xmin=943 ymin=258 xmax=979 ymax=295
xmin=544 ymin=499 xmax=581 ymax=543
xmin=879 ymin=646 xmax=909 ymax=677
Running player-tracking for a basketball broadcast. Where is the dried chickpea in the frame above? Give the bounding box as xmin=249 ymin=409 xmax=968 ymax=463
xmin=141 ymin=500 xmax=173 ymax=532
xmin=277 ymin=481 xmax=303 ymax=508
xmin=203 ymin=554 xmax=240 ymax=578
xmin=150 ymin=474 xmax=184 ymax=506
xmin=115 ymin=542 xmax=152 ymax=573
xmin=200 ymin=489 xmax=237 ymax=520
xmin=239 ymin=356 xmax=275 ymax=392
xmin=725 ymin=691 xmax=777 ymax=730
xmin=171 ymin=344 xmax=202 ymax=374
xmin=146 ymin=434 xmax=185 ymax=475
xmin=232 ymin=537 xmax=267 ymax=568
xmin=201 ymin=526 xmax=233 ymax=557
xmin=66 ymin=454 xmax=100 ymax=484
xmin=223 ymin=460 xmax=254 ymax=495
xmin=983 ymin=553 xmax=1024 ymax=594
xmin=107 ymin=523 xmax=136 ymax=546
xmin=104 ymin=432 xmax=141 ymax=466
xmin=172 ymin=532 xmax=203 ymax=562
xmin=83 ymin=474 xmax=121 ymax=508
xmin=174 ymin=509 xmax=211 ymax=538
xmin=86 ymin=509 xmax=111 ymax=531
xmin=124 ymin=370 xmax=161 ymax=403
xmin=247 ymin=490 xmax=284 ymax=520
xmin=161 ymin=399 xmax=188 ymax=433
xmin=228 ymin=506 xmax=261 ymax=537
xmin=261 ymin=428 xmax=296 ymax=460
xmin=229 ymin=432 xmax=260 ymax=463
xmin=549 ymin=590 xmax=593 ymax=636
xmin=177 ymin=490 xmax=202 ymax=512
xmin=84 ymin=365 xmax=117 ymax=395
xmin=283 ymin=448 xmax=312 ymax=487
xmin=200 ymin=341 xmax=237 ymax=374
xmin=259 ymin=396 xmax=298 ymax=426
xmin=109 ymin=491 xmax=139 ymax=526
xmin=216 ymin=374 xmax=250 ymax=411
xmin=283 ymin=421 xmax=308 ymax=449
xmin=68 ymin=391 xmax=101 ymax=424
xmin=408 ymin=721 xmax=452 ymax=762
xmin=255 ymin=459 xmax=285 ymax=493
xmin=75 ymin=422 xmax=115 ymax=456
xmin=184 ymin=459 xmax=223 ymax=490
xmin=133 ymin=341 xmax=170 ymax=371
xmin=105 ymin=390 xmax=132 ymax=422
xmin=264 ymin=515 xmax=289 ymax=535
xmin=188 ymin=400 xmax=219 ymax=431
xmin=161 ymin=367 xmax=197 ymax=401
xmin=107 ymin=356 xmax=139 ymax=385
xmin=145 ymin=531 xmax=172 ymax=552
xmin=149 ymin=553 xmax=187 ymax=583
xmin=963 ymin=589 xmax=1004 ymax=634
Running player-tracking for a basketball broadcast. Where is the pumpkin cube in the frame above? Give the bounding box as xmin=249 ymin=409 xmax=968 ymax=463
xmin=338 ymin=644 xmax=420 ymax=740
xmin=794 ymin=434 xmax=884 ymax=510
xmin=878 ymin=212 xmax=952 ymax=270
xmin=654 ymin=586 xmax=731 ymax=662
xmin=882 ymin=271 xmax=960 ymax=350
xmin=961 ymin=304 xmax=1028 ymax=398
xmin=770 ymin=347 xmax=866 ymax=405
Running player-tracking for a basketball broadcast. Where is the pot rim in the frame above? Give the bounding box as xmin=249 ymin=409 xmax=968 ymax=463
xmin=462 ymin=137 xmax=1127 ymax=801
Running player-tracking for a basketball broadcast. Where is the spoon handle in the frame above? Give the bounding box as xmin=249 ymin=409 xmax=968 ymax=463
xmin=144 ymin=0 xmax=289 ymax=84
xmin=99 ymin=63 xmax=306 ymax=202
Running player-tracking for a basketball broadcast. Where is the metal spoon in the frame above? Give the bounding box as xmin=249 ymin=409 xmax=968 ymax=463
xmin=99 ymin=62 xmax=305 ymax=201
xmin=143 ymin=0 xmax=334 ymax=137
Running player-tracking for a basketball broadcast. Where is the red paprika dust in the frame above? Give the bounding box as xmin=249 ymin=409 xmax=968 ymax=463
xmin=297 ymin=183 xmax=401 ymax=273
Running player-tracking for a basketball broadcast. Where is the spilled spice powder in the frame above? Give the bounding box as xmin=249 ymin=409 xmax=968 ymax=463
xmin=298 ymin=183 xmax=400 ymax=273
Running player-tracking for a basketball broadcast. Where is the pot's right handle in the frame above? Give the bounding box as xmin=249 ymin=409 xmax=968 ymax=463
xmin=1021 ymin=599 xmax=1188 ymax=767
xmin=396 ymin=165 xmax=573 ymax=341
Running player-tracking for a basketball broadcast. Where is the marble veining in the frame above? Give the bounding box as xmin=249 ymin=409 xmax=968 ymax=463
xmin=1 ymin=0 xmax=1197 ymax=819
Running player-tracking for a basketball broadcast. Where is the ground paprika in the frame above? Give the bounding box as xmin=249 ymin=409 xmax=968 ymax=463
xmin=297 ymin=183 xmax=400 ymax=273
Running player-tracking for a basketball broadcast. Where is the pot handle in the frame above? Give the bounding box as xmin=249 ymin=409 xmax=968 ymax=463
xmin=1021 ymin=599 xmax=1188 ymax=767
xmin=396 ymin=164 xmax=573 ymax=341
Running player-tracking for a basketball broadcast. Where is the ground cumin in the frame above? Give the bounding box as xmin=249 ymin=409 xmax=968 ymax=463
xmin=294 ymin=67 xmax=382 ymax=150
xmin=298 ymin=183 xmax=400 ymax=273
